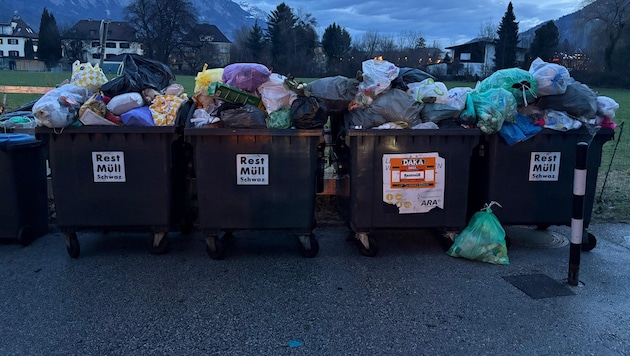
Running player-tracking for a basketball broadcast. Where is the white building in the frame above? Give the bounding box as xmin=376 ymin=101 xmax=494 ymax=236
xmin=0 ymin=12 xmax=40 ymax=70
xmin=62 ymin=19 xmax=143 ymax=67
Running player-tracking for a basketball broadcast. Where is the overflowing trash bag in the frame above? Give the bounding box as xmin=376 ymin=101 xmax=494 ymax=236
xmin=534 ymin=81 xmax=598 ymax=119
xmin=32 ymin=84 xmax=90 ymax=128
xmin=100 ymin=54 xmax=176 ymax=97
xmin=477 ymin=68 xmax=538 ymax=106
xmin=390 ymin=67 xmax=435 ymax=91
xmin=290 ymin=96 xmax=328 ymax=129
xmin=470 ymin=88 xmax=517 ymax=134
xmin=528 ymin=57 xmax=571 ymax=97
xmin=307 ymin=76 xmax=359 ymax=113
xmin=218 ymin=103 xmax=267 ymax=129
xmin=447 ymin=202 xmax=509 ymax=265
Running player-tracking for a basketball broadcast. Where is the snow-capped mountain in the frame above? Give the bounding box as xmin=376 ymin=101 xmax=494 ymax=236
xmin=1 ymin=0 xmax=264 ymax=40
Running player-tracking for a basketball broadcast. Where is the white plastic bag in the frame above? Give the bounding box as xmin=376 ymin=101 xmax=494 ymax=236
xmin=596 ymin=96 xmax=619 ymax=119
xmin=32 ymin=84 xmax=89 ymax=128
xmin=445 ymin=87 xmax=473 ymax=110
xmin=257 ymin=73 xmax=297 ymax=114
xmin=407 ymin=78 xmax=449 ymax=104
xmin=544 ymin=110 xmax=582 ymax=131
xmin=359 ymin=59 xmax=399 ymax=97
xmin=529 ymin=57 xmax=572 ymax=96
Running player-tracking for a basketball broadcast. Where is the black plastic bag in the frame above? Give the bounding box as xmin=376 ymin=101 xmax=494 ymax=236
xmin=100 ymin=54 xmax=175 ymax=97
xmin=291 ymin=96 xmax=328 ymax=129
xmin=391 ymin=67 xmax=435 ymax=91
xmin=308 ymin=76 xmax=359 ymax=113
xmin=219 ymin=103 xmax=267 ymax=129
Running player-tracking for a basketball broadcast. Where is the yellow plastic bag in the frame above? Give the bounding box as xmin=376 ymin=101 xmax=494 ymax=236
xmin=150 ymin=94 xmax=187 ymax=126
xmin=194 ymin=63 xmax=224 ymax=93
xmin=71 ymin=60 xmax=108 ymax=91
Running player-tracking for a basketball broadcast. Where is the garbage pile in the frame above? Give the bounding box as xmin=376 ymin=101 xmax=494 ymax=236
xmin=0 ymin=55 xmax=620 ymax=142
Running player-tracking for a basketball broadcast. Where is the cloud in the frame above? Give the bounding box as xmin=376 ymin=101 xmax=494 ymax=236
xmin=252 ymin=0 xmax=580 ymax=46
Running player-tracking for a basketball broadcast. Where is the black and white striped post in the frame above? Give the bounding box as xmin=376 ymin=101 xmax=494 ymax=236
xmin=568 ymin=142 xmax=589 ymax=286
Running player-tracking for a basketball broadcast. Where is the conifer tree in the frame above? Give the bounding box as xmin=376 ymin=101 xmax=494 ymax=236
xmin=494 ymin=2 xmax=519 ymax=70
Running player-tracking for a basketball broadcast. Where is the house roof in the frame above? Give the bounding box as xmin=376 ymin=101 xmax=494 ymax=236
xmin=446 ymin=37 xmax=528 ymax=50
xmin=0 ymin=13 xmax=38 ymax=39
xmin=63 ymin=20 xmax=137 ymax=42
xmin=445 ymin=38 xmax=495 ymax=50
xmin=186 ymin=23 xmax=231 ymax=43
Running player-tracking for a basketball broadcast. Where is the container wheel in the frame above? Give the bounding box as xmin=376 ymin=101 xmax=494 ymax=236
xmin=206 ymin=235 xmax=225 ymax=260
xmin=150 ymin=232 xmax=169 ymax=255
xmin=64 ymin=232 xmax=80 ymax=259
xmin=356 ymin=233 xmax=379 ymax=257
xmin=17 ymin=226 xmax=34 ymax=246
xmin=298 ymin=233 xmax=319 ymax=258
xmin=581 ymin=231 xmax=597 ymax=252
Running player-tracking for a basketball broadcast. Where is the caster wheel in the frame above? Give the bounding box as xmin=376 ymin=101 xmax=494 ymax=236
xmin=582 ymin=232 xmax=597 ymax=251
xmin=357 ymin=235 xmax=379 ymax=257
xmin=298 ymin=233 xmax=320 ymax=258
xmin=206 ymin=236 xmax=225 ymax=260
xmin=17 ymin=226 xmax=34 ymax=246
xmin=64 ymin=232 xmax=80 ymax=259
xmin=150 ymin=233 xmax=169 ymax=255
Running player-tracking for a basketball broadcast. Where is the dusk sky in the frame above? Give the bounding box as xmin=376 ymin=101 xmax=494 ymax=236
xmin=250 ymin=0 xmax=584 ymax=46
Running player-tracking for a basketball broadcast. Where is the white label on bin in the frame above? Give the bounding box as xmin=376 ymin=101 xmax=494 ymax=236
xmin=383 ymin=153 xmax=445 ymax=214
xmin=529 ymin=152 xmax=561 ymax=181
xmin=237 ymin=154 xmax=269 ymax=185
xmin=92 ymin=151 xmax=126 ymax=183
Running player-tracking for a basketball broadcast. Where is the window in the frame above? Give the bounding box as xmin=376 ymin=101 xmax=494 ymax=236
xmin=8 ymin=50 xmax=19 ymax=57
xmin=119 ymin=42 xmax=130 ymax=49
xmin=105 ymin=42 xmax=116 ymax=48
xmin=0 ymin=50 xmax=3 ymax=56
xmin=8 ymin=39 xmax=19 ymax=45
xmin=92 ymin=41 xmax=99 ymax=48
xmin=460 ymin=53 xmax=471 ymax=61
xmin=0 ymin=39 xmax=3 ymax=44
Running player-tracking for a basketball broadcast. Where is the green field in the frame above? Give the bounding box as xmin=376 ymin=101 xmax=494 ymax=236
xmin=2 ymin=70 xmax=628 ymax=223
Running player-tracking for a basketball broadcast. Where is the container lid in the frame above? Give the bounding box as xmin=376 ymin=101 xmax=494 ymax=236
xmin=0 ymin=133 xmax=37 ymax=146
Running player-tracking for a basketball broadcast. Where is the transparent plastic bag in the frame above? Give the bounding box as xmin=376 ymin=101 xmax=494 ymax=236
xmin=447 ymin=202 xmax=509 ymax=265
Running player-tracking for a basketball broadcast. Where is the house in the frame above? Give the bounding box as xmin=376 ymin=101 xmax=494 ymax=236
xmin=438 ymin=38 xmax=527 ymax=79
xmin=62 ymin=19 xmax=143 ymax=67
xmin=0 ymin=12 xmax=42 ymax=70
xmin=173 ymin=23 xmax=232 ymax=72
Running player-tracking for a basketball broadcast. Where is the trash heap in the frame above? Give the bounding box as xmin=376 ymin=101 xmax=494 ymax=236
xmin=0 ymin=55 xmax=620 ymax=142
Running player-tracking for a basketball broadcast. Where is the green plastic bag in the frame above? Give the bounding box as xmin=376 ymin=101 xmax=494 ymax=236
xmin=266 ymin=107 xmax=292 ymax=129
xmin=476 ymin=68 xmax=538 ymax=106
xmin=447 ymin=202 xmax=509 ymax=265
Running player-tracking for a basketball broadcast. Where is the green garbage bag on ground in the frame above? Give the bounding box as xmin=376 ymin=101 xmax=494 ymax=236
xmin=447 ymin=202 xmax=509 ymax=265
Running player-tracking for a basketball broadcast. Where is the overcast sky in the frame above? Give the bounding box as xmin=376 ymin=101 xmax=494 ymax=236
xmin=250 ymin=0 xmax=584 ymax=47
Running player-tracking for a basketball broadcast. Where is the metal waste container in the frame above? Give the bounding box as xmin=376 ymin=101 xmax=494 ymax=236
xmin=185 ymin=127 xmax=324 ymax=259
xmin=336 ymin=128 xmax=481 ymax=256
xmin=468 ymin=127 xmax=614 ymax=250
xmin=0 ymin=133 xmax=48 ymax=245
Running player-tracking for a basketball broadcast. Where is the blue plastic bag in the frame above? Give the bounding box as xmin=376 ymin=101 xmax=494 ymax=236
xmin=498 ymin=113 xmax=543 ymax=145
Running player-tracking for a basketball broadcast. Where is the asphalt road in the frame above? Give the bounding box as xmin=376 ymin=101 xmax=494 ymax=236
xmin=1 ymin=222 xmax=630 ymax=355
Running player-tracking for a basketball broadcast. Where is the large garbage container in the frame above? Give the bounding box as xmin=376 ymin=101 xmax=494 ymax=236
xmin=36 ymin=124 xmax=191 ymax=258
xmin=336 ymin=128 xmax=481 ymax=256
xmin=185 ymin=127 xmax=324 ymax=259
xmin=468 ymin=127 xmax=614 ymax=249
xmin=0 ymin=133 xmax=48 ymax=245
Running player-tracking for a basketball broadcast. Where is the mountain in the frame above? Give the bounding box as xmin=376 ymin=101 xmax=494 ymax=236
xmin=519 ymin=3 xmax=595 ymax=52
xmin=0 ymin=0 xmax=269 ymax=41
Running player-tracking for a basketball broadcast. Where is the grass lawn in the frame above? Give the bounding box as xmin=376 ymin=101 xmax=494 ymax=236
xmin=2 ymin=70 xmax=628 ymax=223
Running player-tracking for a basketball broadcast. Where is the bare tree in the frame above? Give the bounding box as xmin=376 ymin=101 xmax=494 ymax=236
xmin=579 ymin=0 xmax=630 ymax=71
xmin=358 ymin=30 xmax=381 ymax=58
xmin=478 ymin=21 xmax=498 ymax=40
